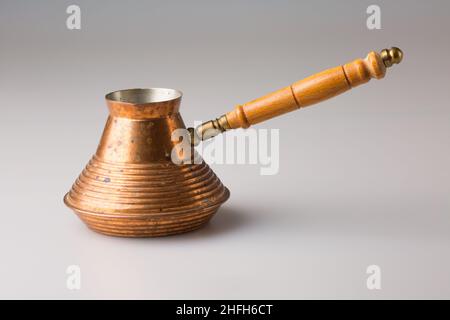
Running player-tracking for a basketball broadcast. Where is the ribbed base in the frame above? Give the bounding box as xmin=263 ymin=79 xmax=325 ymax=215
xmin=64 ymin=156 xmax=230 ymax=237
xmin=66 ymin=204 xmax=224 ymax=237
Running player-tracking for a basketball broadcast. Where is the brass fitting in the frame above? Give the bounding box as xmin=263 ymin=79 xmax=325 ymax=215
xmin=380 ymin=47 xmax=403 ymax=68
xmin=190 ymin=114 xmax=231 ymax=144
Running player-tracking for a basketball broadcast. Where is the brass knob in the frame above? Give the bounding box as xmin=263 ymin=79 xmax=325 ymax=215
xmin=380 ymin=47 xmax=403 ymax=68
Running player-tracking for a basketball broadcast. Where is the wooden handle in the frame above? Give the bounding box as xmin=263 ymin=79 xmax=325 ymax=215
xmin=192 ymin=47 xmax=403 ymax=142
xmin=225 ymin=49 xmax=398 ymax=129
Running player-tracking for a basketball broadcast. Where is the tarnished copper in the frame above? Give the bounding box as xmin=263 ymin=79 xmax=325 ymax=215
xmin=64 ymin=88 xmax=230 ymax=237
xmin=65 ymin=48 xmax=403 ymax=238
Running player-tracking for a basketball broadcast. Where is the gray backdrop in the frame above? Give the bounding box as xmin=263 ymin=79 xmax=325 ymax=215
xmin=1 ymin=0 xmax=449 ymax=299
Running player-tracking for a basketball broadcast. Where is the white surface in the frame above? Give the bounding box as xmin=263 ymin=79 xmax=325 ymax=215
xmin=1 ymin=0 xmax=449 ymax=299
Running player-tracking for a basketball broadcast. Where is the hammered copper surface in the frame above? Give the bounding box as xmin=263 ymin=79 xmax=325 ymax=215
xmin=64 ymin=88 xmax=230 ymax=237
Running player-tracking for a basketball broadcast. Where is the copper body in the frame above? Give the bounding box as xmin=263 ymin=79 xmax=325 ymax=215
xmin=64 ymin=88 xmax=230 ymax=237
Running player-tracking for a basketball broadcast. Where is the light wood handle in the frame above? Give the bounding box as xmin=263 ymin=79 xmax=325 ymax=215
xmin=227 ymin=50 xmax=389 ymax=129
xmin=193 ymin=47 xmax=403 ymax=142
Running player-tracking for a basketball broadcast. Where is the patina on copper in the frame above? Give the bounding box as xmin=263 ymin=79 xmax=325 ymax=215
xmin=65 ymin=47 xmax=403 ymax=238
xmin=64 ymin=88 xmax=230 ymax=237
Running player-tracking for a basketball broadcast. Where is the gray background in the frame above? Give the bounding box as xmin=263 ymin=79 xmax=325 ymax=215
xmin=1 ymin=0 xmax=449 ymax=299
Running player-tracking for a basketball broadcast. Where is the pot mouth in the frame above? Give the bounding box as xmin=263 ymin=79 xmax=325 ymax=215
xmin=105 ymin=88 xmax=182 ymax=119
xmin=106 ymin=88 xmax=182 ymax=104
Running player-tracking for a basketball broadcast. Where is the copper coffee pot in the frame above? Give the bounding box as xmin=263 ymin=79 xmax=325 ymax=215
xmin=64 ymin=47 xmax=403 ymax=237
